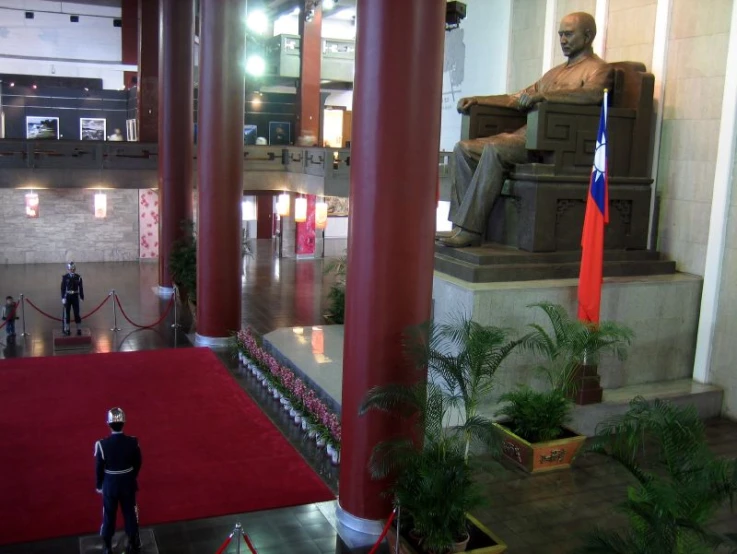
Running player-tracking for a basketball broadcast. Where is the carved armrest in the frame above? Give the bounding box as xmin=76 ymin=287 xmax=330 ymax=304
xmin=525 ymin=102 xmax=638 ymax=177
xmin=461 ymin=104 xmax=527 ymax=141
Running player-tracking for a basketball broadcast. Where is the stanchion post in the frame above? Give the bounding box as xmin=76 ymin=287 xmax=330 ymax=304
xmin=110 ymin=290 xmax=121 ymax=332
xmin=171 ymin=284 xmax=181 ymax=329
xmin=234 ymin=523 xmax=242 ymax=554
xmin=19 ymin=293 xmax=29 ymax=337
xmin=395 ymin=503 xmax=401 ymax=554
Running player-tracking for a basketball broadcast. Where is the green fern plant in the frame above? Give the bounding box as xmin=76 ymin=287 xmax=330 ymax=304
xmin=496 ymin=387 xmax=571 ymax=443
xmin=521 ymin=302 xmax=634 ymax=396
xmin=577 ymin=397 xmax=737 ymax=554
xmin=360 ymin=317 xmax=520 ymax=553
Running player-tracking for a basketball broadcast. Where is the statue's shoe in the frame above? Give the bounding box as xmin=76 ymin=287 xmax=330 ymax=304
xmin=438 ymin=230 xmax=481 ymax=248
xmin=435 ymin=226 xmax=461 ymax=240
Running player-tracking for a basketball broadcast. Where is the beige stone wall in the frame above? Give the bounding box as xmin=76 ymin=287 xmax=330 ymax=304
xmin=552 ymin=0 xmax=597 ymax=66
xmin=656 ymin=0 xmax=732 ymax=275
xmin=0 ymin=189 xmax=140 ymax=264
xmin=605 ymin=0 xmax=657 ymax=64
xmin=711 ymin=138 xmax=737 ymax=417
xmin=507 ymin=0 xmax=546 ymax=92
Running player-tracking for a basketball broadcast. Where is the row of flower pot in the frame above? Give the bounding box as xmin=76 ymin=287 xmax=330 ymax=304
xmin=237 ymin=350 xmax=341 ymax=465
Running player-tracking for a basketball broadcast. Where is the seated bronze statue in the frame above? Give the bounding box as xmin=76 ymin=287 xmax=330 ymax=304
xmin=439 ymin=11 xmax=613 ymax=248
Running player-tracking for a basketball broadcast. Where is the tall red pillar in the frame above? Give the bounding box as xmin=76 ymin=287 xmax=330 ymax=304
xmin=296 ymin=4 xmax=322 ymax=145
xmin=121 ymin=0 xmax=138 ymax=88
xmin=337 ymin=0 xmax=446 ymax=530
xmin=137 ymin=0 xmax=159 ymax=143
xmin=195 ymin=0 xmax=246 ymax=344
xmin=157 ymin=0 xmax=194 ymax=291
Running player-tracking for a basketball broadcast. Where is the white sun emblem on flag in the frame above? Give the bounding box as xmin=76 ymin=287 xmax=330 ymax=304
xmin=593 ymin=136 xmax=606 ymax=181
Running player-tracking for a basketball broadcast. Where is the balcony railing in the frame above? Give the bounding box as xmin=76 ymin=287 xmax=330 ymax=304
xmin=0 ymin=140 xmax=452 ymax=195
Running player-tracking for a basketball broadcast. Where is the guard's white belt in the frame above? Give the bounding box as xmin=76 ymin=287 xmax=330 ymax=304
xmin=105 ymin=467 xmax=133 ymax=475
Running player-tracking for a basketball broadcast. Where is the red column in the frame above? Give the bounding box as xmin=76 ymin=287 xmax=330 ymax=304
xmin=296 ymin=4 xmax=322 ymax=145
xmin=137 ymin=0 xmax=159 ymax=143
xmin=195 ymin=0 xmax=246 ymax=343
xmin=157 ymin=0 xmax=194 ymax=291
xmin=121 ymin=0 xmax=137 ymax=63
xmin=337 ymin=0 xmax=446 ymax=527
xmin=121 ymin=0 xmax=138 ymax=88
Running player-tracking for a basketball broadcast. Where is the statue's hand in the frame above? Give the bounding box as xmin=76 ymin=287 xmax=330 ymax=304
xmin=518 ymin=92 xmax=545 ymax=110
xmin=457 ymin=96 xmax=477 ymax=114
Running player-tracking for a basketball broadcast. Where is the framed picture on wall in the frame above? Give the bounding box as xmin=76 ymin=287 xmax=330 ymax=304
xmin=26 ymin=116 xmax=59 ymax=140
xmin=126 ymin=119 xmax=138 ymax=142
xmin=79 ymin=118 xmax=106 ymax=141
xmin=268 ymin=121 xmax=291 ymax=145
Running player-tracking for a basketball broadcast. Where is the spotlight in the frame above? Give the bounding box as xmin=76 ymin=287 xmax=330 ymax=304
xmin=323 ymin=0 xmax=336 ymax=10
xmin=9 ymin=82 xmax=14 ymax=87
xmin=32 ymin=84 xmax=37 ymax=89
xmin=245 ymin=55 xmax=266 ymax=77
xmin=246 ymin=10 xmax=268 ymax=34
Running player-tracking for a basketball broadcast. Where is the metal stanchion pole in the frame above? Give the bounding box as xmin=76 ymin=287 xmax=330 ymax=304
xmin=171 ymin=285 xmax=181 ymax=329
xmin=110 ymin=290 xmax=121 ymax=332
xmin=395 ymin=504 xmax=401 ymax=554
xmin=234 ymin=523 xmax=242 ymax=554
xmin=19 ymin=293 xmax=29 ymax=337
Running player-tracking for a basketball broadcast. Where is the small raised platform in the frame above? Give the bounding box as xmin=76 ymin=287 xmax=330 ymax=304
xmin=263 ymin=325 xmax=722 ymax=436
xmin=434 ymin=243 xmax=676 ymax=283
xmin=52 ymin=328 xmax=93 ymax=352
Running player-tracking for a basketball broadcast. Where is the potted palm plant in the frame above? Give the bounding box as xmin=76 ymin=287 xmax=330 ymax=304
xmin=323 ymin=253 xmax=347 ymax=324
xmin=577 ymin=397 xmax=737 ymax=553
xmin=361 ymin=317 xmax=519 ymax=553
xmin=494 ymin=302 xmax=634 ymax=473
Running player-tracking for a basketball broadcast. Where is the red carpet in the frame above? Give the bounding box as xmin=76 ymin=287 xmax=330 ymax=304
xmin=0 ymin=348 xmax=335 ymax=545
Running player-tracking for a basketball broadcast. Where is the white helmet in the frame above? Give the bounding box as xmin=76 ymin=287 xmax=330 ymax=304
xmin=106 ymin=407 xmax=126 ymax=424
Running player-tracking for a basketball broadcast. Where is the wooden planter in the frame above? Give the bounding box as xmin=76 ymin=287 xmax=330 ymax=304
xmin=386 ymin=514 xmax=507 ymax=554
xmin=494 ymin=422 xmax=586 ymax=473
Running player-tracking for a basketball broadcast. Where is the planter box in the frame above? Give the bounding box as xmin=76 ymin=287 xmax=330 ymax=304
xmin=494 ymin=422 xmax=586 ymax=473
xmin=386 ymin=514 xmax=507 ymax=554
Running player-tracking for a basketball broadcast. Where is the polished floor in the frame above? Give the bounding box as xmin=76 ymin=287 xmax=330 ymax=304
xmin=1 ymin=241 xmax=736 ymax=554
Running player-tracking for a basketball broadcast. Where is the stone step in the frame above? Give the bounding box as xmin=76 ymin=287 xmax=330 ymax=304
xmin=434 ymin=253 xmax=677 ymax=283
xmin=568 ymin=379 xmax=723 ymax=436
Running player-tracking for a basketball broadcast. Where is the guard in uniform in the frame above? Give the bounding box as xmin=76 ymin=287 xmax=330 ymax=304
xmin=95 ymin=407 xmax=143 ymax=554
xmin=60 ymin=261 xmax=84 ymax=336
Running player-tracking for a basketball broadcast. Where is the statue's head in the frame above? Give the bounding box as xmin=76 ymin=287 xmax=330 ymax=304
xmin=558 ymin=12 xmax=597 ymax=59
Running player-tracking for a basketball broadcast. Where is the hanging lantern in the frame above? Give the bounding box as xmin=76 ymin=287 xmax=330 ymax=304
xmin=294 ymin=196 xmax=307 ymax=223
xmin=94 ymin=192 xmax=107 ymax=218
xmin=277 ymin=192 xmax=290 ymax=216
xmin=315 ymin=201 xmax=328 ymax=230
xmin=25 ymin=192 xmax=39 ymax=218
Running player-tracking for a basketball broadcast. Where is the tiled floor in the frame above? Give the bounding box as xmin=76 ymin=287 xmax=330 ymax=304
xmin=1 ymin=240 xmax=736 ymax=554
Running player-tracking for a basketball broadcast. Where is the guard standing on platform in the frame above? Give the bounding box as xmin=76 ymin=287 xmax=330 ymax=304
xmin=60 ymin=261 xmax=84 ymax=336
xmin=95 ymin=407 xmax=143 ymax=554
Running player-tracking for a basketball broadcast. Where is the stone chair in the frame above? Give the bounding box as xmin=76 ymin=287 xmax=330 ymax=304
xmin=461 ymin=61 xmax=655 ymax=252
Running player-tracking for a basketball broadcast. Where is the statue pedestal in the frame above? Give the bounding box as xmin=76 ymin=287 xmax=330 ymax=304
xmin=431 ymin=270 xmax=702 ymax=402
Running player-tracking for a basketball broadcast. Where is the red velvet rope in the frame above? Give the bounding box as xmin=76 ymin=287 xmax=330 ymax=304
xmin=81 ymin=294 xmax=112 ymax=320
xmin=212 ymin=534 xmax=232 ymax=554
xmin=0 ymin=302 xmax=19 ymax=331
xmin=368 ymin=509 xmax=397 ymax=554
xmin=25 ymin=298 xmax=63 ymax=322
xmin=25 ymin=295 xmax=111 ymax=323
xmin=114 ymin=294 xmax=174 ymax=329
xmin=241 ymin=532 xmax=258 ymax=554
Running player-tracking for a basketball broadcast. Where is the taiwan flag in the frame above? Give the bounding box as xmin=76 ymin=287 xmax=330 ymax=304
xmin=577 ymin=91 xmax=609 ymax=323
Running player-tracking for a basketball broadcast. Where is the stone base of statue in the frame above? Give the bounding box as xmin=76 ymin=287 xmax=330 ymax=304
xmin=434 ymin=242 xmax=675 ymax=283
xmin=486 ymin=165 xmax=653 ymax=252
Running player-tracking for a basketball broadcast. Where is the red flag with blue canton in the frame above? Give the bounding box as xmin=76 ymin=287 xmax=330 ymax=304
xmin=577 ymin=90 xmax=609 ymax=323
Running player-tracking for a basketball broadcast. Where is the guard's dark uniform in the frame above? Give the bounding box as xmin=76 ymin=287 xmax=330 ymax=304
xmin=95 ymin=432 xmax=142 ymax=547
xmin=60 ymin=271 xmax=84 ymax=334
